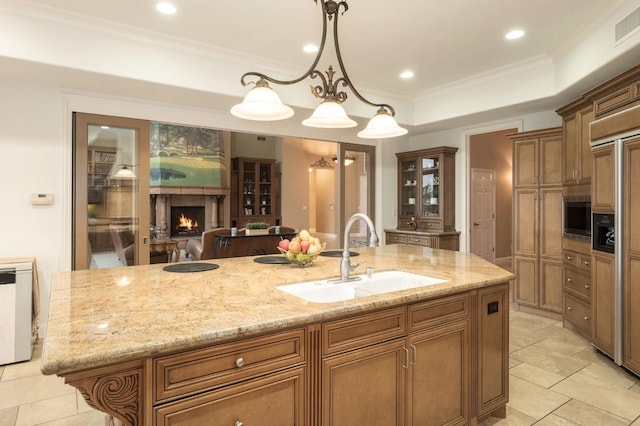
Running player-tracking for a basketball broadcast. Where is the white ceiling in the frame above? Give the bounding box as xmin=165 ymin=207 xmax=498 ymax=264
xmin=22 ymin=0 xmax=611 ymax=97
xmin=3 ymin=0 xmax=639 ymax=137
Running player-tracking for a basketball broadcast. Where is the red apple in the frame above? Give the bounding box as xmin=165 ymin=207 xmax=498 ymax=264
xmin=278 ymin=239 xmax=290 ymax=251
xmin=300 ymin=240 xmax=310 ymax=254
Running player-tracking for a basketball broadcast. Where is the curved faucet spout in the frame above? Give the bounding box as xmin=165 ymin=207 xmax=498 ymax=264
xmin=339 ymin=213 xmax=379 ymax=282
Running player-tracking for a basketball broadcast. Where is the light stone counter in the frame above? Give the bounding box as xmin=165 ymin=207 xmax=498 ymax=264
xmin=41 ymin=245 xmax=513 ymax=376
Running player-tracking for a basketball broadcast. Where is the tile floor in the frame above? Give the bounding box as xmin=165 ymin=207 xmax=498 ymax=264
xmin=1 ymin=310 xmax=640 ymax=425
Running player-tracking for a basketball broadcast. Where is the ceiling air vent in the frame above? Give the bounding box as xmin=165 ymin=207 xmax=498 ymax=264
xmin=615 ymin=6 xmax=640 ymax=43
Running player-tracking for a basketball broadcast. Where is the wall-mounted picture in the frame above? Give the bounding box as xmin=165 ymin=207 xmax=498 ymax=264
xmin=149 ymin=122 xmax=228 ymax=188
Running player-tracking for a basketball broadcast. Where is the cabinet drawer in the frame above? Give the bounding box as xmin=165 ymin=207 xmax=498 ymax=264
xmin=563 ymin=293 xmax=591 ymax=337
xmin=154 ymin=328 xmax=305 ymax=402
xmin=155 ymin=366 xmax=305 ymax=426
xmin=322 ymin=307 xmax=407 ymax=356
xmin=408 ymin=293 xmax=469 ymax=333
xmin=407 ymin=235 xmax=432 ymax=247
xmin=418 ymin=220 xmax=442 ymax=231
xmin=564 ymin=268 xmax=591 ymax=299
xmin=563 ymin=250 xmax=579 ymax=268
xmin=577 ymin=253 xmax=592 ymax=272
xmin=386 ymin=233 xmax=408 ymax=244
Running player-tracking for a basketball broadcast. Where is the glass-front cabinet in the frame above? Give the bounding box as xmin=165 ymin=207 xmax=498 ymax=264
xmin=396 ymin=147 xmax=458 ymax=232
xmin=231 ymin=157 xmax=279 ymax=228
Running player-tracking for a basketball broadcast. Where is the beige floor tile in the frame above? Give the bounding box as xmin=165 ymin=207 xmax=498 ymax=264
xmin=551 ymin=369 xmax=640 ymax=421
xmin=15 ymin=393 xmax=77 ymax=426
xmin=0 ymin=406 xmax=19 ymax=426
xmin=507 ymin=375 xmax=570 ymax=420
xmin=552 ymin=399 xmax=629 ymax=426
xmin=0 ymin=374 xmax=74 ymax=411
xmin=535 ymin=413 xmax=579 ymax=425
xmin=75 ymin=391 xmax=103 ymax=416
xmin=532 ymin=331 xmax=591 ymax=357
xmin=37 ymin=410 xmax=107 ymax=426
xmin=510 ymin=345 xmax=591 ymax=377
xmin=1 ymin=358 xmax=44 ymax=382
xmin=479 ymin=406 xmax=537 ymax=425
xmin=632 ymin=418 xmax=640 ymax=426
xmin=509 ymin=357 xmax=522 ymax=368
xmin=510 ymin=331 xmax=546 ymax=350
xmin=510 ymin=362 xmax=565 ymax=388
xmin=578 ymin=362 xmax=638 ymax=390
xmin=572 ymin=346 xmax=613 ymax=365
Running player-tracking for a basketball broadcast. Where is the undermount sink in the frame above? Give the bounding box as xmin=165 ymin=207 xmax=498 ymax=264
xmin=276 ymin=270 xmax=447 ymax=303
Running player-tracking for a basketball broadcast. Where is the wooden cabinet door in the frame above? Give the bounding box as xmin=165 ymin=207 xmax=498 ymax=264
xmin=624 ymin=137 xmax=640 ymax=375
xmin=513 ymin=138 xmax=537 ymax=188
xmin=539 ymin=259 xmax=563 ymax=313
xmin=578 ymin=106 xmax=595 ymax=183
xmin=539 ymin=134 xmax=563 ymax=186
xmin=513 ymin=255 xmax=537 ymax=307
xmin=592 ymin=144 xmax=615 ymax=213
xmin=513 ymin=188 xmax=537 ymax=257
xmin=592 ymin=251 xmax=615 ymax=357
xmin=563 ymin=114 xmax=579 ymax=185
xmin=407 ymin=321 xmax=469 ymax=426
xmin=155 ymin=367 xmax=305 ymax=426
xmin=322 ymin=339 xmax=406 ymax=426
xmin=539 ymin=188 xmax=563 ymax=258
xmin=477 ymin=284 xmax=509 ymax=418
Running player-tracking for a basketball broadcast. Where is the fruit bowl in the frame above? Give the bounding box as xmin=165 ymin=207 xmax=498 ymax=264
xmin=277 ymin=242 xmax=326 ymax=267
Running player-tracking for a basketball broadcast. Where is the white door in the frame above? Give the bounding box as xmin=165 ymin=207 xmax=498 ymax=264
xmin=471 ymin=168 xmax=496 ymax=263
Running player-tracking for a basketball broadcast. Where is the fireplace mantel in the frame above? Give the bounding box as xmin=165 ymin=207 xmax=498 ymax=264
xmin=150 ymin=186 xmax=230 ymax=196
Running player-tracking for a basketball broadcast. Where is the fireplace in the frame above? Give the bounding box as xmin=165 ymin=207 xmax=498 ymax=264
xmin=170 ymin=206 xmax=204 ymax=237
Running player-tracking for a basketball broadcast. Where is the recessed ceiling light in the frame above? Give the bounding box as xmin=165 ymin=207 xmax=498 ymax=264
xmin=400 ymin=70 xmax=414 ymax=79
xmin=505 ymin=29 xmax=525 ymax=40
xmin=156 ymin=2 xmax=177 ymax=15
xmin=303 ymin=44 xmax=319 ymax=53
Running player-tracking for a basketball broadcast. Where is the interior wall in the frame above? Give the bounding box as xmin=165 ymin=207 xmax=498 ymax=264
xmin=469 ymin=129 xmax=516 ymax=259
xmin=230 ymin=133 xmax=277 ymax=158
xmin=282 ymin=137 xmax=310 ymax=232
xmin=315 ymin=169 xmax=337 ymax=233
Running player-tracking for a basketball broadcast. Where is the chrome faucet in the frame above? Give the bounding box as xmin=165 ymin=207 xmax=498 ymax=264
xmin=335 ymin=213 xmax=379 ymax=282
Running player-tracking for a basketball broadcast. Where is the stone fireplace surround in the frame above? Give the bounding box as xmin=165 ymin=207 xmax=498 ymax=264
xmin=150 ymin=190 xmax=227 ymax=240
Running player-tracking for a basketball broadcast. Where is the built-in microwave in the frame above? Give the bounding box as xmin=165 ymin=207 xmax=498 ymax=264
xmin=562 ymin=196 xmax=591 ymax=241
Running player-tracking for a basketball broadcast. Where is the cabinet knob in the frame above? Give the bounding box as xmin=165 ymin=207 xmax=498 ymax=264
xmin=235 ymin=421 xmax=244 ymax=426
xmin=566 ymin=256 xmax=573 ymax=260
xmin=585 ymin=285 xmax=590 ymax=289
xmin=584 ymin=316 xmax=590 ymax=321
xmin=567 ymin=306 xmax=573 ymax=311
xmin=584 ymin=260 xmax=590 ymax=266
xmin=567 ymin=278 xmax=573 ymax=282
xmin=235 ymin=357 xmax=245 ymax=368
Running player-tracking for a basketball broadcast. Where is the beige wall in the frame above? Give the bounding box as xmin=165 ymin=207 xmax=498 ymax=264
xmin=469 ymin=129 xmax=515 ymax=259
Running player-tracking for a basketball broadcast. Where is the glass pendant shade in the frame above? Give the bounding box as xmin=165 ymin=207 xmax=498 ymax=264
xmin=113 ymin=166 xmax=136 ymax=179
xmin=230 ymin=84 xmax=294 ymax=121
xmin=302 ymin=101 xmax=357 ymax=128
xmin=357 ymin=109 xmax=408 ymax=139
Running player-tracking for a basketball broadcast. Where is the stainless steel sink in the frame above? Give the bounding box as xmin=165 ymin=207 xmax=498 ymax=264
xmin=276 ymin=270 xmax=447 ymax=303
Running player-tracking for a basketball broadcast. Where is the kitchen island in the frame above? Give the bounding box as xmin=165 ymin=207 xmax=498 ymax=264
xmin=42 ymin=245 xmax=514 ymax=425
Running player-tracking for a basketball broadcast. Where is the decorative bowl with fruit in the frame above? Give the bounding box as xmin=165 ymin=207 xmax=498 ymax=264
xmin=277 ymin=229 xmax=325 ymax=266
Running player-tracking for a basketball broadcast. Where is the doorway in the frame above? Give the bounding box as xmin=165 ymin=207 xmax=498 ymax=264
xmin=73 ymin=113 xmax=150 ymax=270
xmin=468 ymin=128 xmax=515 ymax=268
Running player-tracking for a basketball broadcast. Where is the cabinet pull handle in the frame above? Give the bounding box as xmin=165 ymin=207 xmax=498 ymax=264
xmin=585 ymin=285 xmax=590 ymax=289
xmin=235 ymin=357 xmax=245 ymax=368
xmin=402 ymin=347 xmax=409 ymax=369
xmin=567 ymin=306 xmax=573 ymax=311
xmin=235 ymin=421 xmax=244 ymax=426
xmin=410 ymin=344 xmax=417 ymax=366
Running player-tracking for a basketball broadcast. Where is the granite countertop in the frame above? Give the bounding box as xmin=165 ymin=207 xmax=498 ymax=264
xmin=41 ymin=245 xmax=513 ymax=375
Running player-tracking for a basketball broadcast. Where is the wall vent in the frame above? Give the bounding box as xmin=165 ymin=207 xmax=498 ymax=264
xmin=615 ymin=6 xmax=640 ymax=43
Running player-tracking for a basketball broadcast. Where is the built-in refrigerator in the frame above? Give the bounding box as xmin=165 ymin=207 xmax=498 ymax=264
xmin=590 ymin=128 xmax=640 ymax=375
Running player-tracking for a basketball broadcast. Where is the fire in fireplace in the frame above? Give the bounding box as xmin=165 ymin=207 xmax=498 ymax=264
xmin=171 ymin=207 xmax=204 ymax=237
